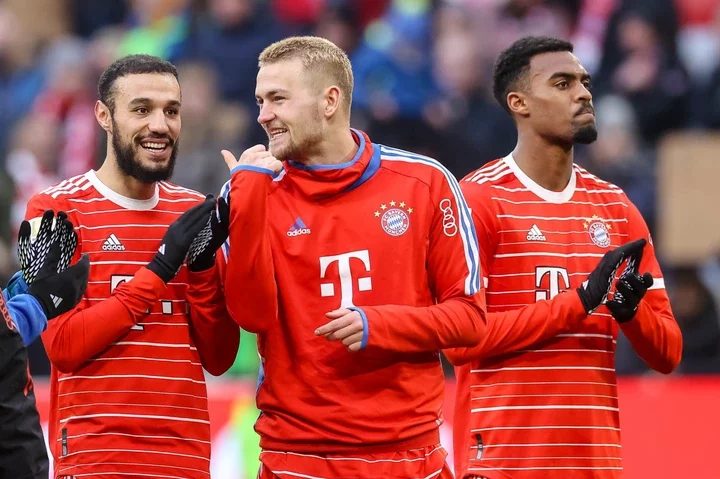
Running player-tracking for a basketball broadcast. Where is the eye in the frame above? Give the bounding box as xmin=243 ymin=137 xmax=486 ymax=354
xmin=135 ymin=107 xmax=149 ymax=114
xmin=166 ymin=109 xmax=179 ymax=116
xmin=273 ymin=96 xmax=285 ymax=103
xmin=556 ymin=81 xmax=569 ymax=89
xmin=582 ymin=80 xmax=592 ymax=90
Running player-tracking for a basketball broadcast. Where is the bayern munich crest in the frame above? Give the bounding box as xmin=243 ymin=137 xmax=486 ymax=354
xmin=374 ymin=200 xmax=413 ymax=236
xmin=584 ymin=215 xmax=612 ymax=248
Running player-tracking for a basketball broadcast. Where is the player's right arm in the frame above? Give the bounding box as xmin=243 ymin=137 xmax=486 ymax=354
xmin=442 ymin=183 xmax=586 ymax=364
xmin=221 ymin=147 xmax=282 ymax=333
xmin=29 ymin=193 xmax=214 ymax=373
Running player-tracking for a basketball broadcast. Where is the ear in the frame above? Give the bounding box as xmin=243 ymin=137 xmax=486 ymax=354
xmin=95 ymin=100 xmax=113 ymax=134
xmin=507 ymin=91 xmax=530 ymax=118
xmin=323 ymin=85 xmax=342 ymax=119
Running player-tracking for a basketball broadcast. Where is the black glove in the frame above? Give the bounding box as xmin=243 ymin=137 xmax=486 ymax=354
xmin=187 ymin=195 xmax=230 ymax=272
xmin=576 ymin=238 xmax=646 ymax=314
xmin=606 ymin=246 xmax=654 ymax=323
xmin=18 ymin=210 xmax=78 ymax=284
xmin=147 ymin=196 xmax=216 ymax=283
xmin=22 ymin=218 xmax=90 ymax=319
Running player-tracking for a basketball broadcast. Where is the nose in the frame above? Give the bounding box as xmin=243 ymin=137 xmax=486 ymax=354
xmin=148 ymin=109 xmax=170 ymax=134
xmin=257 ymin=103 xmax=275 ymax=125
xmin=577 ymin=83 xmax=592 ymax=104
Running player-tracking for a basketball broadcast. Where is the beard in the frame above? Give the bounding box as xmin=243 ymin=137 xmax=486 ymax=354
xmin=111 ymin=117 xmax=178 ymax=183
xmin=572 ymin=123 xmax=598 ymax=145
xmin=268 ymin=109 xmax=323 ymax=162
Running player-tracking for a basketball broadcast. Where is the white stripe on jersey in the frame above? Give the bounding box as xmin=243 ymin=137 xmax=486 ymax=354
xmin=491 ymin=197 xmax=628 ymax=208
xmin=58 ymin=413 xmax=210 ymax=424
xmin=58 ymin=374 xmax=205 ymax=384
xmin=471 ymin=405 xmax=619 ymax=413
xmin=380 ymin=144 xmax=480 ymax=295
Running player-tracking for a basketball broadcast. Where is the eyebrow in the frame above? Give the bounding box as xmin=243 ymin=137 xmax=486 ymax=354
xmin=548 ymin=72 xmax=592 ymax=82
xmin=128 ymin=98 xmax=181 ymax=107
xmin=256 ymin=89 xmax=290 ymax=100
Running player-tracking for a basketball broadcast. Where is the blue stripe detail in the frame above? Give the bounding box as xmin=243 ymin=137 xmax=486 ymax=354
xmin=219 ymin=180 xmax=231 ymax=259
xmin=346 ymin=143 xmax=381 ymax=192
xmin=255 ymin=362 xmax=266 ymax=397
xmin=295 ymin=217 xmax=307 ymax=229
xmin=378 ymin=145 xmax=480 ymax=295
xmin=231 ymin=164 xmax=277 ymax=177
xmin=288 ymin=128 xmax=366 ymax=171
xmin=6 ymin=293 xmax=48 ymax=345
xmin=348 ymin=306 xmax=369 ymax=350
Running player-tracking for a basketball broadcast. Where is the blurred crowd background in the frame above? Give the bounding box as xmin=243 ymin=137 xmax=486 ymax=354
xmin=1 ymin=0 xmax=720 ymax=379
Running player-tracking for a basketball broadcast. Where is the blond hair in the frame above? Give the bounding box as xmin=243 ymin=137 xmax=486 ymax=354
xmin=259 ymin=36 xmax=354 ymax=112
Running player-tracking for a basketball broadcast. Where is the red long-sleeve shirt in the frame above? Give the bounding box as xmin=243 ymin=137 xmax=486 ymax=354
xmin=446 ymin=156 xmax=682 ymax=479
xmin=223 ymin=130 xmax=487 ymax=463
xmin=26 ymin=171 xmax=239 ymax=479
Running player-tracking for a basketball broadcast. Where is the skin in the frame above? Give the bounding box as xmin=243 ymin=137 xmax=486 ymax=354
xmin=221 ymin=56 xmax=364 ymax=351
xmin=507 ymin=50 xmax=597 ymax=192
xmin=95 ymin=73 xmax=182 ymax=199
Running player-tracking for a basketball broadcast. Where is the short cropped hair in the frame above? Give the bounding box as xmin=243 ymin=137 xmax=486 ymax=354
xmin=259 ymin=36 xmax=354 ymax=112
xmin=98 ymin=54 xmax=178 ymax=113
xmin=492 ymin=36 xmax=574 ymax=115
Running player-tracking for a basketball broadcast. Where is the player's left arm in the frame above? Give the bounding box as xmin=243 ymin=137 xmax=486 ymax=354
xmin=186 ymin=255 xmax=240 ymax=376
xmin=185 ymin=191 xmax=240 ymax=376
xmin=615 ymin=201 xmax=682 ymax=374
xmin=319 ymin=168 xmax=487 ymax=353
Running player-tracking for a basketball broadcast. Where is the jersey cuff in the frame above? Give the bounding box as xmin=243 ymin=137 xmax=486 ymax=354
xmin=348 ymin=306 xmax=369 ymax=349
xmin=231 ymin=164 xmax=278 ymax=178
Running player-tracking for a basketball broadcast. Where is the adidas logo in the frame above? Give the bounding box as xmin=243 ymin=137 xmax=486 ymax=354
xmin=50 ymin=294 xmax=63 ymax=308
xmin=526 ymin=224 xmax=546 ymax=241
xmin=287 ymin=217 xmax=311 ymax=237
xmin=102 ymin=234 xmax=126 ymax=251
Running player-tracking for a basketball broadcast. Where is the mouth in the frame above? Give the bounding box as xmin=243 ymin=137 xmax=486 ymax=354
xmin=139 ymin=139 xmax=172 ymax=156
xmin=576 ymin=108 xmax=595 ymax=118
xmin=268 ymin=128 xmax=288 ymax=140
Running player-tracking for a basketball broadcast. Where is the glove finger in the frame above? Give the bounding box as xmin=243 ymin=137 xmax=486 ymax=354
xmin=640 ymin=272 xmax=654 ymax=289
xmin=605 ymin=298 xmax=623 ymax=317
xmin=35 ymin=210 xmax=56 ymax=248
xmin=615 ymin=278 xmax=639 ymax=304
xmin=58 ymin=219 xmax=78 ymax=271
xmin=616 ymin=238 xmax=647 ymax=261
xmin=217 ymin=196 xmax=230 ymax=226
xmin=17 ymin=220 xmax=31 ymax=271
xmin=39 ymin=240 xmax=62 ymax=280
xmin=70 ymin=254 xmax=90 ymax=300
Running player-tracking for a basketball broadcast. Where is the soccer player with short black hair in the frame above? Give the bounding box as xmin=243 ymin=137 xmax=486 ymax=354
xmin=25 ymin=54 xmax=239 ymax=478
xmin=445 ymin=36 xmax=682 ymax=479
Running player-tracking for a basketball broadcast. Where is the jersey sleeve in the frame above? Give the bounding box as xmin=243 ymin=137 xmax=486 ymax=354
xmin=224 ymin=167 xmax=279 ymax=334
xmin=185 ymin=263 xmax=240 ymax=376
xmin=26 ymin=193 xmax=169 ymax=373
xmin=443 ymin=183 xmax=587 ymax=365
xmin=618 ymin=201 xmax=682 ymax=374
xmin=359 ymin=167 xmax=487 ymax=353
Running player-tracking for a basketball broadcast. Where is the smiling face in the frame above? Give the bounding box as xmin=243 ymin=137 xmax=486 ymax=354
xmin=511 ymin=50 xmax=597 ymax=145
xmin=255 ymin=57 xmax=325 ymax=162
xmin=105 ymin=72 xmax=182 ymax=183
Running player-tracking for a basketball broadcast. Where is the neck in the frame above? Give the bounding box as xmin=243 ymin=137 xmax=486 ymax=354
xmin=512 ymin=130 xmax=574 ymax=192
xmin=300 ymin=127 xmax=358 ymax=167
xmin=95 ymin=146 xmax=157 ymax=200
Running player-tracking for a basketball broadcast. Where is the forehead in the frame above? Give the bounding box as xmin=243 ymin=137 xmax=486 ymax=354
xmin=529 ymin=51 xmax=587 ymax=80
xmin=255 ymin=58 xmax=309 ymax=96
xmin=113 ymin=73 xmax=181 ymax=104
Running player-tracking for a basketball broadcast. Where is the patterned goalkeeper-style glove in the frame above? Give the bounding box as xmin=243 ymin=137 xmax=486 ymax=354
xmin=606 ymin=245 xmax=654 ymax=323
xmin=146 ymin=196 xmax=216 ymax=283
xmin=576 ymin=239 xmax=646 ymax=314
xmin=18 ymin=210 xmax=78 ymax=284
xmin=187 ymin=195 xmax=230 ymax=272
xmin=17 ymin=210 xmax=90 ymax=319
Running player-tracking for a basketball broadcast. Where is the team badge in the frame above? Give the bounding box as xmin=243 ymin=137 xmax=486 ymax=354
xmin=584 ymin=215 xmax=612 ymax=248
xmin=374 ymin=200 xmax=413 ymax=237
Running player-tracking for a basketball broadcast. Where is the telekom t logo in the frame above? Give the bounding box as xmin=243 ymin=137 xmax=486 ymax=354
xmin=535 ymin=266 xmax=570 ymax=301
xmin=319 ymin=250 xmax=372 ymax=308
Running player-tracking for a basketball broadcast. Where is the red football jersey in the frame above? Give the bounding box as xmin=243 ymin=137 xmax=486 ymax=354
xmin=223 ymin=130 xmax=487 ymax=478
xmin=446 ymin=155 xmax=682 ymax=479
xmin=25 ymin=171 xmax=239 ymax=479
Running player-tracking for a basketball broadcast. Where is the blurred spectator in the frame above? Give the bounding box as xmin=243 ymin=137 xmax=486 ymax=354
xmin=71 ymin=0 xmax=128 ymax=39
xmin=33 ymin=37 xmax=98 ymax=178
xmin=0 ymin=4 xmax=45 ymax=158
xmin=117 ymin=0 xmax=192 ymax=59
xmin=594 ymin=0 xmax=691 ymax=144
xmin=171 ymin=60 xmax=244 ymax=195
xmin=580 ymin=95 xmax=657 ymax=234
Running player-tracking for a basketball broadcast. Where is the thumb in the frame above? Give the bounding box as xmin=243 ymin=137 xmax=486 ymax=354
xmin=221 ymin=150 xmax=238 ymax=171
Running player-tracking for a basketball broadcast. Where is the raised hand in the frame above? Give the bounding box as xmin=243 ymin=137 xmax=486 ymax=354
xmin=221 ymin=145 xmax=283 ymax=174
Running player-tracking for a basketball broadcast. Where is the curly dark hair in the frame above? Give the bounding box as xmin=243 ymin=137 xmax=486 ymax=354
xmin=98 ymin=54 xmax=178 ymax=114
xmin=492 ymin=36 xmax=574 ymax=115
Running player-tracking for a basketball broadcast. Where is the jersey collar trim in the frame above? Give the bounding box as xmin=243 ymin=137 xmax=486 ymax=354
xmin=503 ymin=153 xmax=576 ymax=204
xmin=84 ymin=170 xmax=160 ymax=210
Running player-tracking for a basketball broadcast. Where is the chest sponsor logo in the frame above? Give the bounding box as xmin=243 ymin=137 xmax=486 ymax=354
xmin=319 ymin=250 xmax=372 ymax=308
xmin=374 ymin=200 xmax=412 ymax=237
xmin=584 ymin=215 xmax=612 ymax=248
